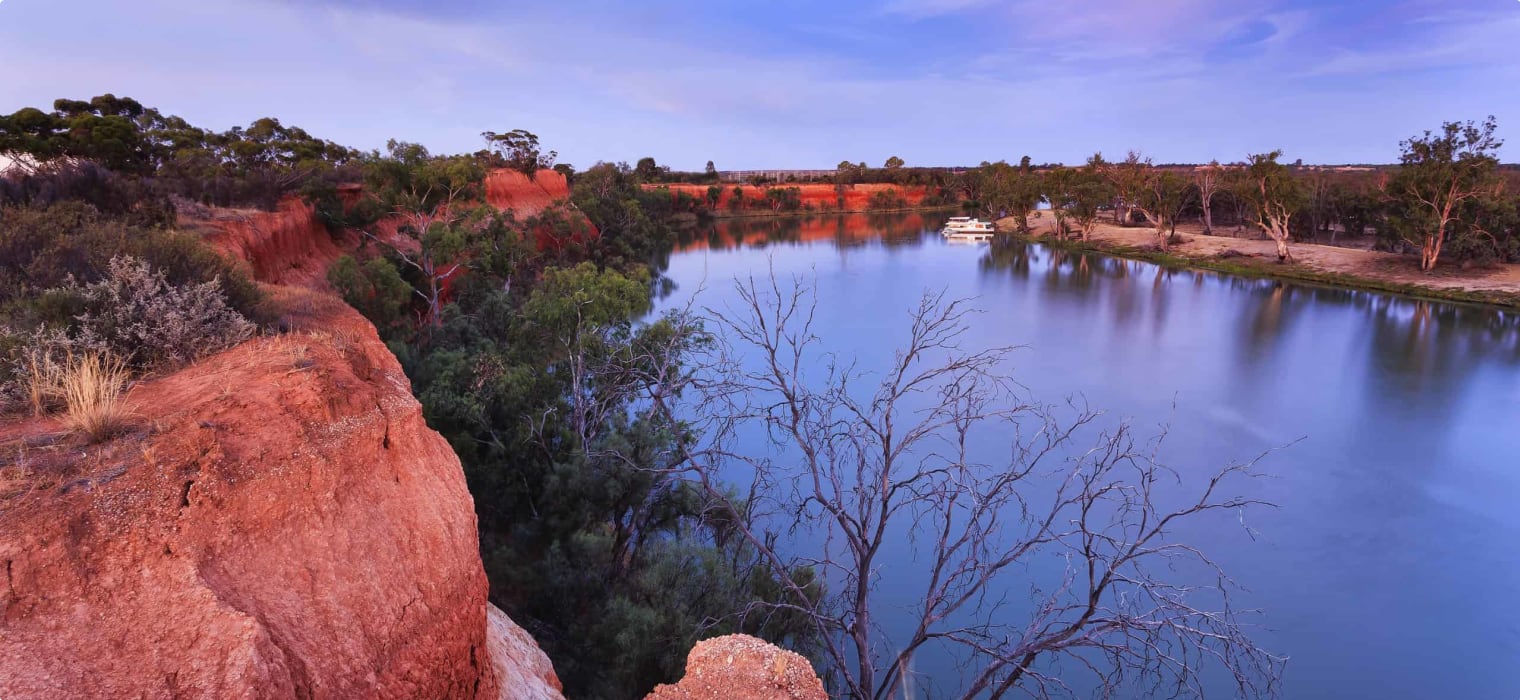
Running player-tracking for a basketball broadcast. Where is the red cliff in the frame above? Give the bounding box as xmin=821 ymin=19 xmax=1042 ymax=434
xmin=485 ymin=168 xmax=571 ymax=217
xmin=197 ymin=199 xmax=355 ymax=288
xmin=0 ymin=202 xmax=562 ymax=698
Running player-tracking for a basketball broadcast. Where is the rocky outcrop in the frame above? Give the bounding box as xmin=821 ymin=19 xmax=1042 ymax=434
xmin=0 ymin=291 xmax=504 ymax=698
xmin=645 ymin=635 xmax=826 ymax=700
xmin=485 ymin=604 xmax=563 ymax=700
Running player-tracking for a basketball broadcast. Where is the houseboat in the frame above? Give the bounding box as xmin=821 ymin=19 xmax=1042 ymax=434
xmin=941 ymin=217 xmax=996 ymax=242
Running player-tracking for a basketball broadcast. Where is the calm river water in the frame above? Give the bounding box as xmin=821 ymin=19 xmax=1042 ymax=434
xmin=654 ymin=211 xmax=1520 ymax=699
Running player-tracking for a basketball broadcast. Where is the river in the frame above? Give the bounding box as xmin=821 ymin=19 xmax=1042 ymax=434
xmin=654 ymin=211 xmax=1520 ymax=699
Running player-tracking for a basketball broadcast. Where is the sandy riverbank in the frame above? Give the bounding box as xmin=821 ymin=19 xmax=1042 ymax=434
xmin=998 ymin=214 xmax=1520 ymax=308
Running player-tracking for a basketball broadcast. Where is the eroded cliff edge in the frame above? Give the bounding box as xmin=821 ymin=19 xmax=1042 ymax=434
xmin=0 ymin=182 xmax=566 ymax=698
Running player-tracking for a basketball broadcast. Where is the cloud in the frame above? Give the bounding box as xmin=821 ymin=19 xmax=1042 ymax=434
xmin=1 ymin=0 xmax=1515 ymax=167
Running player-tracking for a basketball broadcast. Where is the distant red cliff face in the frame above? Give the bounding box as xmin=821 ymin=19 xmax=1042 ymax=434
xmin=485 ymin=168 xmax=570 ymax=217
xmin=653 ymin=182 xmax=940 ymax=213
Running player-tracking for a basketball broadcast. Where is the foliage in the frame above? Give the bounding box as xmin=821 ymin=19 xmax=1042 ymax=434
xmin=1385 ymin=116 xmax=1505 ymax=270
xmin=0 ymin=202 xmax=263 ymax=331
xmin=1238 ymin=151 xmax=1306 ymax=262
xmin=764 ymin=186 xmax=803 ymax=212
xmin=482 ymin=129 xmax=557 ymax=174
xmin=65 ymin=256 xmax=256 ymax=372
xmin=0 ymin=94 xmax=359 ymax=209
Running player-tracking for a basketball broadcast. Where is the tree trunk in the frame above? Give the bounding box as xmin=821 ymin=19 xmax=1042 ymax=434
xmin=1201 ymin=196 xmax=1214 ymax=235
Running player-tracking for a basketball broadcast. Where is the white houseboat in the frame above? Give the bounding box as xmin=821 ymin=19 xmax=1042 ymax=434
xmin=941 ymin=217 xmax=996 ymax=242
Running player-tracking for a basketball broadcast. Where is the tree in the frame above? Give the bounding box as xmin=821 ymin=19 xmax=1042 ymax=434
xmin=1106 ymin=151 xmax=1152 ymax=225
xmin=1240 ymin=151 xmax=1304 ymax=263
xmin=1069 ymin=160 xmax=1116 ymax=241
xmin=357 ymin=140 xmax=487 ymax=329
xmin=704 ymin=160 xmax=718 ymax=182
xmin=1193 ymin=162 xmax=1224 ymax=235
xmin=1041 ymin=167 xmax=1078 ymax=239
xmin=1135 ymin=170 xmax=1195 ymax=251
xmin=635 ymin=156 xmax=667 ymax=183
xmin=883 ymin=155 xmax=905 ymax=169
xmin=482 ymin=129 xmax=556 ymax=174
xmin=1385 ymin=116 xmax=1504 ymax=271
xmin=639 ymin=278 xmax=1284 ymax=700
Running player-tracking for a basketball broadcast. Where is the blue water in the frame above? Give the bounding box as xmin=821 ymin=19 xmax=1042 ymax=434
xmin=655 ymin=212 xmax=1520 ymax=699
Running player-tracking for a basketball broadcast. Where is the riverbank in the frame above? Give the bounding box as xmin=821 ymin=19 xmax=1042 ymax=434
xmin=997 ymin=215 xmax=1520 ymax=310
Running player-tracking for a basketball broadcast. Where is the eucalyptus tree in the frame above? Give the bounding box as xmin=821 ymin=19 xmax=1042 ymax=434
xmin=482 ymin=128 xmax=556 ymax=174
xmin=1193 ymin=161 xmax=1224 ymax=235
xmin=1136 ymin=170 xmax=1195 ymax=251
xmin=1385 ymin=116 xmax=1503 ymax=271
xmin=1240 ymin=151 xmax=1305 ymax=263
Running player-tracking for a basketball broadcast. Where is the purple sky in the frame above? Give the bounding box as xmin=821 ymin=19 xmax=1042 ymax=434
xmin=1 ymin=0 xmax=1516 ymax=169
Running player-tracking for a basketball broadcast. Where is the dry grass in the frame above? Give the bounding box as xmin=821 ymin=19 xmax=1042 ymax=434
xmin=21 ymin=351 xmax=64 ymax=416
xmin=60 ymin=352 xmax=132 ymax=442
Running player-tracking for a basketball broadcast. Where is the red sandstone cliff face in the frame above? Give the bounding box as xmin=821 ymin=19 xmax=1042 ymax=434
xmin=195 ymin=199 xmax=356 ymax=289
xmin=645 ymin=635 xmax=827 ymax=700
xmin=485 ymin=168 xmax=570 ymax=217
xmin=0 ymin=201 xmax=565 ymax=698
xmin=0 ymin=291 xmax=499 ymax=698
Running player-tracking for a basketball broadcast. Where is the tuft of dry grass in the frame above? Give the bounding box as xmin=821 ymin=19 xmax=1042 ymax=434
xmin=60 ymin=352 xmax=132 ymax=442
xmin=22 ymin=351 xmax=64 ymax=416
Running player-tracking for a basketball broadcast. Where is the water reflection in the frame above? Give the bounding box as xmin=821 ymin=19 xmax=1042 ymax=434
xmin=659 ymin=211 xmax=1520 ymax=700
xmin=978 ymin=237 xmax=1520 ymax=382
xmin=674 ymin=211 xmax=949 ymax=252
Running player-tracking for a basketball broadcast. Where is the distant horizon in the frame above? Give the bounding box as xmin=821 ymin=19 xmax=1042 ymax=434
xmin=3 ymin=0 xmax=1517 ymax=169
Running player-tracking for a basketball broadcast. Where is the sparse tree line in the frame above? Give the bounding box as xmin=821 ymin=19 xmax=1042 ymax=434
xmin=968 ymin=117 xmax=1514 ymax=272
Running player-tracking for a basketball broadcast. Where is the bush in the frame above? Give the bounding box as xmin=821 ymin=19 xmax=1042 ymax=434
xmin=0 ymin=202 xmax=263 ymax=328
xmin=69 ymin=256 xmax=256 ymax=371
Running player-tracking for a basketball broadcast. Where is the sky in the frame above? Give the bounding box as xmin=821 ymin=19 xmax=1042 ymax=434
xmin=1 ymin=0 xmax=1516 ymax=169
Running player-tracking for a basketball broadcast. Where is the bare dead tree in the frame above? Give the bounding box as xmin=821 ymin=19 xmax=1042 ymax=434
xmin=629 ymin=272 xmax=1286 ymax=699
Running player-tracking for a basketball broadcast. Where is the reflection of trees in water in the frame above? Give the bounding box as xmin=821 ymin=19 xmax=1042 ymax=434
xmin=1363 ymin=295 xmax=1520 ymax=389
xmin=674 ymin=211 xmax=938 ymax=252
xmin=979 ymin=240 xmax=1520 ymax=398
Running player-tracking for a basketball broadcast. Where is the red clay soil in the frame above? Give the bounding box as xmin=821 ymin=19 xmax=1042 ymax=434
xmin=656 ymin=182 xmax=936 ymax=213
xmin=644 ymin=635 xmax=826 ymax=700
xmin=0 ymin=289 xmax=503 ymax=699
xmin=485 ymin=168 xmax=570 ymax=218
xmin=195 ymin=198 xmax=357 ymax=289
